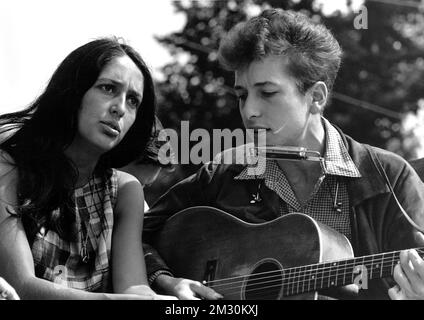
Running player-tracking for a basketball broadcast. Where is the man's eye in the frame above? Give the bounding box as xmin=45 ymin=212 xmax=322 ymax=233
xmin=236 ymin=94 xmax=247 ymax=101
xmin=261 ymin=91 xmax=277 ymax=98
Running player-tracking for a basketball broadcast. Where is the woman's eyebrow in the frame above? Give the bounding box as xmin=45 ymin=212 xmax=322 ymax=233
xmin=97 ymin=78 xmax=143 ymax=98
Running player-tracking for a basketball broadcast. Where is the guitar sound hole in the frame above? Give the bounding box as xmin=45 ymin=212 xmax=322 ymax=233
xmin=244 ymin=260 xmax=283 ymax=300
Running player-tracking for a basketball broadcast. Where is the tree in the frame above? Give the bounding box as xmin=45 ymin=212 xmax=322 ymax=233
xmin=146 ymin=0 xmax=424 ymax=203
xmin=324 ymin=0 xmax=424 ymax=159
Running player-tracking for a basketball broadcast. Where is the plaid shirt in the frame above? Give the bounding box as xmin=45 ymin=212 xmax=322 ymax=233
xmin=31 ymin=169 xmax=118 ymax=292
xmin=235 ymin=118 xmax=361 ymax=240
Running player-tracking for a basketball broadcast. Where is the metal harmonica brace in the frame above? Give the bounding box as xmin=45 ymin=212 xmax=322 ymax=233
xmin=250 ymin=146 xmax=323 ymax=161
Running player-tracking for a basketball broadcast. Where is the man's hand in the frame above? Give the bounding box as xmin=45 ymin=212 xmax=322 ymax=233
xmin=122 ymin=284 xmax=178 ymax=300
xmin=155 ymin=274 xmax=223 ymax=300
xmin=0 ymin=277 xmax=20 ymax=300
xmin=389 ymin=249 xmax=424 ymax=300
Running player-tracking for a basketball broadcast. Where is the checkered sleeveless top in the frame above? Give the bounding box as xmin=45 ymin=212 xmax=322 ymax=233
xmin=31 ymin=168 xmax=118 ymax=292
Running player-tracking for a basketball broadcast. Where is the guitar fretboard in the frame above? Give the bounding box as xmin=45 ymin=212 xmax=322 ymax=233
xmin=280 ymin=248 xmax=424 ymax=296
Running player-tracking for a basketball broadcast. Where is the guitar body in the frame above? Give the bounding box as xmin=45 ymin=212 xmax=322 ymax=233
xmin=152 ymin=206 xmax=356 ymax=300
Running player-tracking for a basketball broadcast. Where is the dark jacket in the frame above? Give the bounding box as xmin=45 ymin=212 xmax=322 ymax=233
xmin=410 ymin=158 xmax=424 ymax=182
xmin=143 ymin=129 xmax=424 ymax=300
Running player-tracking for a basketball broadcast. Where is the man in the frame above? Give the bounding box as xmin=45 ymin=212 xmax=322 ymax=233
xmin=410 ymin=158 xmax=424 ymax=182
xmin=143 ymin=9 xmax=424 ymax=300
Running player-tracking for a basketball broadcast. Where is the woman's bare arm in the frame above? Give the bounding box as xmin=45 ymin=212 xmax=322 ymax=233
xmin=0 ymin=157 xmax=150 ymax=300
xmin=112 ymin=170 xmax=176 ymax=299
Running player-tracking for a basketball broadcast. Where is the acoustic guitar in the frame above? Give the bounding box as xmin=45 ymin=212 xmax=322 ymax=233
xmin=152 ymin=206 xmax=422 ymax=300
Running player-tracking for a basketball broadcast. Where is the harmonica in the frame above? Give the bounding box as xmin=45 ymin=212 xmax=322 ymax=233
xmin=250 ymin=146 xmax=322 ymax=161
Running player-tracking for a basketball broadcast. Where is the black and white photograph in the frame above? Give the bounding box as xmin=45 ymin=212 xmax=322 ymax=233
xmin=1 ymin=0 xmax=424 ymax=311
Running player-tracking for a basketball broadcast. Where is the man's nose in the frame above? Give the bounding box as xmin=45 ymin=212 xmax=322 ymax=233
xmin=243 ymin=96 xmax=261 ymax=119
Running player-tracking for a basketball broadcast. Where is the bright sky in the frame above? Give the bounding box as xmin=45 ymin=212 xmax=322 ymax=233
xmin=0 ymin=0 xmax=186 ymax=114
xmin=0 ymin=0 xmax=363 ymax=114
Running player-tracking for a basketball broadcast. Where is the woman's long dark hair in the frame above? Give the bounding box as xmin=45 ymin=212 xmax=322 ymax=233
xmin=0 ymin=37 xmax=156 ymax=242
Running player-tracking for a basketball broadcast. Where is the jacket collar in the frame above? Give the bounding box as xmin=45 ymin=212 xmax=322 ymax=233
xmin=333 ymin=125 xmax=390 ymax=206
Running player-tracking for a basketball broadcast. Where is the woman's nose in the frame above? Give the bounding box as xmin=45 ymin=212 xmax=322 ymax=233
xmin=110 ymin=95 xmax=125 ymax=117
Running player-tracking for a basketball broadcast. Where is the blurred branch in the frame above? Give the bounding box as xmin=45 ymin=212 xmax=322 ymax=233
xmin=332 ymin=92 xmax=403 ymax=119
xmin=368 ymin=0 xmax=423 ymax=9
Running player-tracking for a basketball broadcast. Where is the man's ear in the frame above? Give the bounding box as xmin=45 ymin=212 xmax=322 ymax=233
xmin=308 ymin=81 xmax=328 ymax=114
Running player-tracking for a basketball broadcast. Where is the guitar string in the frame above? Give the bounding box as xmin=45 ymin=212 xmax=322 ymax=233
xmin=218 ymin=284 xmax=283 ymax=298
xmin=213 ymin=281 xmax=303 ymax=297
xmin=204 ymin=247 xmax=424 ymax=285
xmin=207 ymin=259 xmax=395 ymax=287
xmin=211 ymin=262 xmax=396 ymax=290
xmin=211 ymin=280 xmax=324 ymax=297
xmin=208 ymin=263 xmax=396 ymax=292
xmin=204 ymin=248 xmax=423 ymax=296
xmin=207 ymin=264 xmax=403 ymax=297
xmin=205 ymin=256 xmax=408 ymax=288
xmin=204 ymin=259 xmax=404 ymax=286
xmin=213 ymin=261 xmax=407 ymax=297
xmin=203 ymin=248 xmax=424 ymax=288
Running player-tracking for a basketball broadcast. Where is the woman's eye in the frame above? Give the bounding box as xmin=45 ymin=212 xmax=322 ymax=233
xmin=99 ymin=84 xmax=115 ymax=94
xmin=127 ymin=96 xmax=140 ymax=109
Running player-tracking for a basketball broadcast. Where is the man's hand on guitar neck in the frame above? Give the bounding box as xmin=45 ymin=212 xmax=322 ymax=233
xmin=389 ymin=249 xmax=424 ymax=300
xmin=154 ymin=274 xmax=223 ymax=300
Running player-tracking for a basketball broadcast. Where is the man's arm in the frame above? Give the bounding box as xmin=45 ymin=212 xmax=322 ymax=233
xmin=142 ymin=160 xmax=224 ymax=299
xmin=382 ymin=158 xmax=424 ymax=299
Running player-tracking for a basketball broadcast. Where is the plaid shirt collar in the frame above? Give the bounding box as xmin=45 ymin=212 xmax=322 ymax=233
xmin=235 ymin=117 xmax=361 ymax=180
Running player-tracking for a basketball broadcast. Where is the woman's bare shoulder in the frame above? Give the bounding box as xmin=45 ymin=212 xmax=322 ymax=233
xmin=115 ymin=169 xmax=142 ymax=189
xmin=0 ymin=150 xmax=17 ymax=176
xmin=0 ymin=151 xmax=18 ymax=222
xmin=0 ymin=149 xmax=15 ymax=163
xmin=114 ymin=170 xmax=144 ymax=218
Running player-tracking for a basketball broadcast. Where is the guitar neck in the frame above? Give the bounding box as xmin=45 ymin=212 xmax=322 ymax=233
xmin=281 ymin=247 xmax=424 ymax=297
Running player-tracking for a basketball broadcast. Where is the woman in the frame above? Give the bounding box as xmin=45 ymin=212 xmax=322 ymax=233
xmin=120 ymin=117 xmax=175 ymax=211
xmin=0 ymin=38 xmax=175 ymax=299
